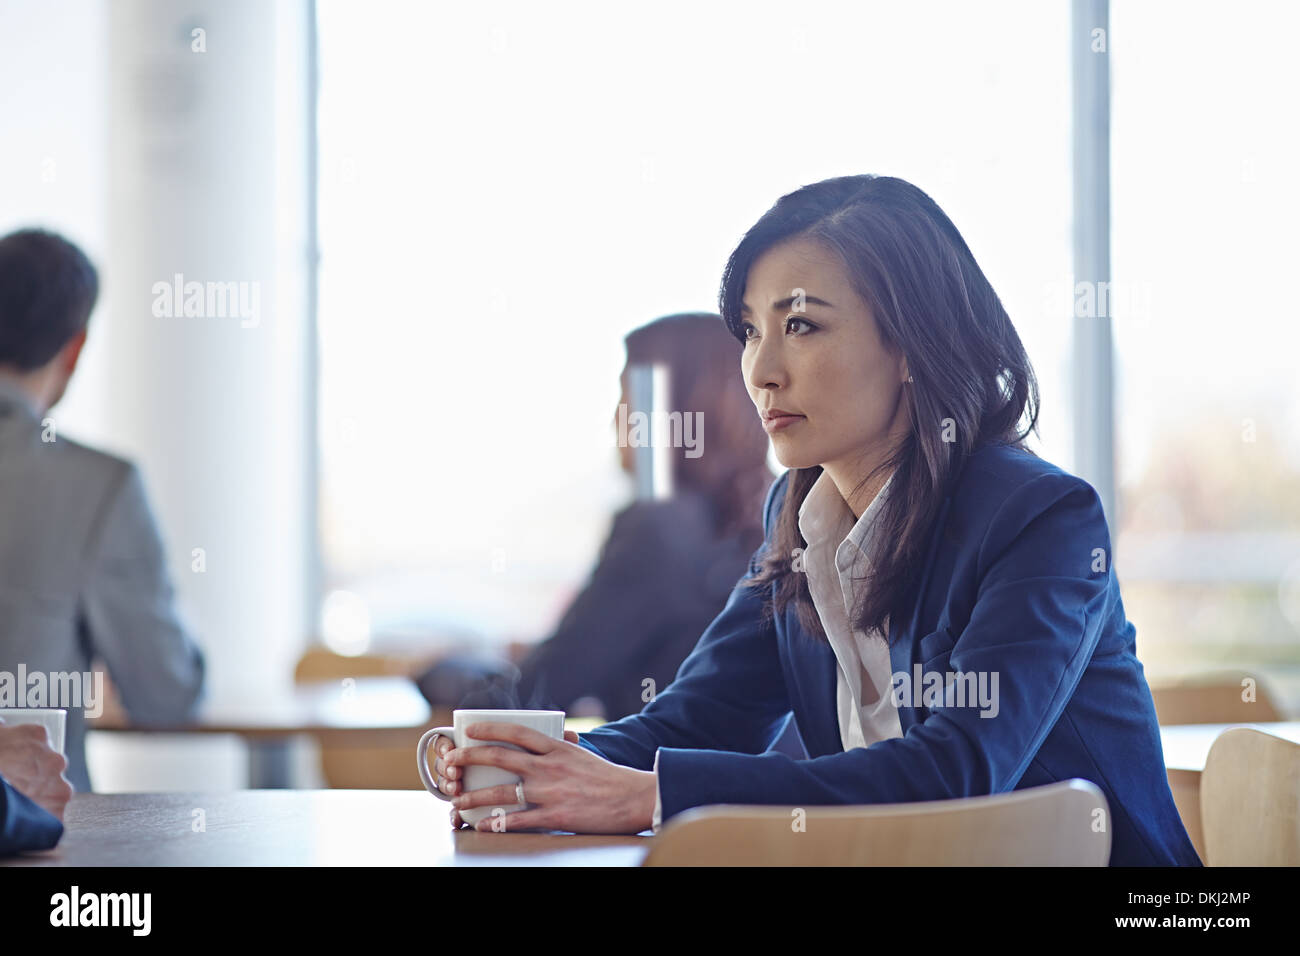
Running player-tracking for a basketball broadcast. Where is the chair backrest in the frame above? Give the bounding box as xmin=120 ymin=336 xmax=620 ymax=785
xmin=1201 ymin=727 xmax=1300 ymax=866
xmin=642 ymin=779 xmax=1111 ymax=866
xmin=1151 ymin=672 xmax=1281 ymax=725
xmin=294 ymin=646 xmax=438 ymax=789
xmin=294 ymin=646 xmax=414 ymax=683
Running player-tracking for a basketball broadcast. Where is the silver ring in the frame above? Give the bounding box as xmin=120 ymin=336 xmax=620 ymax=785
xmin=516 ymin=781 xmax=526 ymax=806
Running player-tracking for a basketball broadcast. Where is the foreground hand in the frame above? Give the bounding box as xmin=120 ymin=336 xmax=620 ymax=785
xmin=442 ymin=723 xmax=656 ymax=834
xmin=0 ymin=722 xmax=74 ymax=822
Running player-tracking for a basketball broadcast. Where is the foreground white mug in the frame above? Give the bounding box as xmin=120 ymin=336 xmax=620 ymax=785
xmin=0 ymin=708 xmax=67 ymax=755
xmin=417 ymin=709 xmax=565 ymax=829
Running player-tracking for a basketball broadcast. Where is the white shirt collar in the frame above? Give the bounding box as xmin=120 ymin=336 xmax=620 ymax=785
xmin=798 ymin=468 xmax=894 ymax=559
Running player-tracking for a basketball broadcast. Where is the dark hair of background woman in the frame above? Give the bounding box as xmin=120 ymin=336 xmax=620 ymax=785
xmin=622 ymin=313 xmax=772 ymax=550
xmin=717 ymin=174 xmax=1041 ymax=644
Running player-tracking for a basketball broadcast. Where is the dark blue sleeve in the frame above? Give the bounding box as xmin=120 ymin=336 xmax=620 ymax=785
xmin=0 ymin=774 xmax=64 ymax=856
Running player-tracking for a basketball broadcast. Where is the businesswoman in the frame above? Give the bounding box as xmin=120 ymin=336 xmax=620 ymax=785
xmin=428 ymin=174 xmax=1202 ymax=866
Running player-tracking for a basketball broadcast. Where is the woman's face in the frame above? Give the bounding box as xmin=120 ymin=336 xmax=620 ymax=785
xmin=739 ymin=236 xmax=910 ymax=481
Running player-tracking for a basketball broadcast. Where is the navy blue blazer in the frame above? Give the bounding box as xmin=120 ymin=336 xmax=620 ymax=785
xmin=578 ymin=441 xmax=1202 ymax=866
xmin=0 ymin=774 xmax=62 ymax=856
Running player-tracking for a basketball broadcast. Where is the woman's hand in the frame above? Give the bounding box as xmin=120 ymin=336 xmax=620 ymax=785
xmin=428 ymin=732 xmax=469 ymax=827
xmin=440 ymin=723 xmax=657 ymax=834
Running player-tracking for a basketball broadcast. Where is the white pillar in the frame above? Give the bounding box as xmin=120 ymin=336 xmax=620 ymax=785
xmin=1071 ymin=0 xmax=1116 ymax=527
xmin=105 ymin=0 xmax=313 ymax=705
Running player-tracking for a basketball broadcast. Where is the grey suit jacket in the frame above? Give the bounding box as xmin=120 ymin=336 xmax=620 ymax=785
xmin=0 ymin=379 xmax=204 ymax=792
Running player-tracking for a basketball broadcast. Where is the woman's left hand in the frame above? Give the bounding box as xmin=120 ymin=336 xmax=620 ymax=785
xmin=443 ymin=723 xmax=657 ymax=834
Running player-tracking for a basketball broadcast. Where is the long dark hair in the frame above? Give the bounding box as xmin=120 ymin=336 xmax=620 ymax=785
xmin=718 ymin=175 xmax=1040 ymax=644
xmin=623 ymin=312 xmax=772 ymax=544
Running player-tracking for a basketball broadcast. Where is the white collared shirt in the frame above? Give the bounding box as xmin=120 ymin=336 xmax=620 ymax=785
xmin=649 ymin=469 xmax=902 ymax=832
xmin=795 ymin=468 xmax=903 ymax=751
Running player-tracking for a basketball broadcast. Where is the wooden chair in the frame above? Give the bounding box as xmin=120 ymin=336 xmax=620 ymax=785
xmin=642 ymin=779 xmax=1111 ymax=866
xmin=295 ymin=646 xmax=443 ymax=789
xmin=1150 ymin=670 xmax=1284 ymax=864
xmin=1200 ymin=727 xmax=1300 ymax=866
xmin=293 ymin=646 xmax=428 ymax=682
xmin=1150 ymin=671 xmax=1282 ymax=726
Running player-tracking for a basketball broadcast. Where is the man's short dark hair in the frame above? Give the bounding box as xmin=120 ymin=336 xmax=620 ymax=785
xmin=0 ymin=228 xmax=99 ymax=371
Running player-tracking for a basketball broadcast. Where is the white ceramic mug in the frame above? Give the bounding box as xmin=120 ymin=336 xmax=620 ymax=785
xmin=417 ymin=709 xmax=565 ymax=828
xmin=0 ymin=707 xmax=67 ymax=754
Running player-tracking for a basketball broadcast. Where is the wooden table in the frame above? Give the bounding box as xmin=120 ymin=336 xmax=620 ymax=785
xmin=1160 ymin=721 xmax=1300 ymax=771
xmin=85 ymin=678 xmax=443 ymax=788
xmin=1 ymin=791 xmax=652 ymax=866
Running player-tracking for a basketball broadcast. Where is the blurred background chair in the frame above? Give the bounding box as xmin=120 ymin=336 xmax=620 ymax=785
xmin=1200 ymin=727 xmax=1300 ymax=866
xmin=295 ymin=647 xmax=443 ymax=789
xmin=642 ymin=779 xmax=1111 ymax=866
xmin=1150 ymin=670 xmax=1283 ymax=726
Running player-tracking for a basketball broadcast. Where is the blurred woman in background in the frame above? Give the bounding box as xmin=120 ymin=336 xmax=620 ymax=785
xmin=417 ymin=312 xmax=774 ymax=723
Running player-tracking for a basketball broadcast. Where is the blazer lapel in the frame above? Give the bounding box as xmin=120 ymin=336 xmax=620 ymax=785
xmin=889 ymin=495 xmax=954 ymax=664
xmin=783 ymin=604 xmax=843 ymax=758
xmin=786 ymin=492 xmax=955 ymax=756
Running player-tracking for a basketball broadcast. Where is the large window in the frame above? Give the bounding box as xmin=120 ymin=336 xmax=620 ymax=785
xmin=1110 ymin=1 xmax=1300 ymax=707
xmin=314 ymin=0 xmax=1072 ymax=654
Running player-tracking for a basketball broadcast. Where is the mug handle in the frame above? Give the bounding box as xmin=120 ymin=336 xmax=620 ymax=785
xmin=417 ymin=726 xmax=457 ymax=801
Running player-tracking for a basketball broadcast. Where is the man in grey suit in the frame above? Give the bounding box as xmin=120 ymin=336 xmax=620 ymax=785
xmin=0 ymin=228 xmax=205 ymax=793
